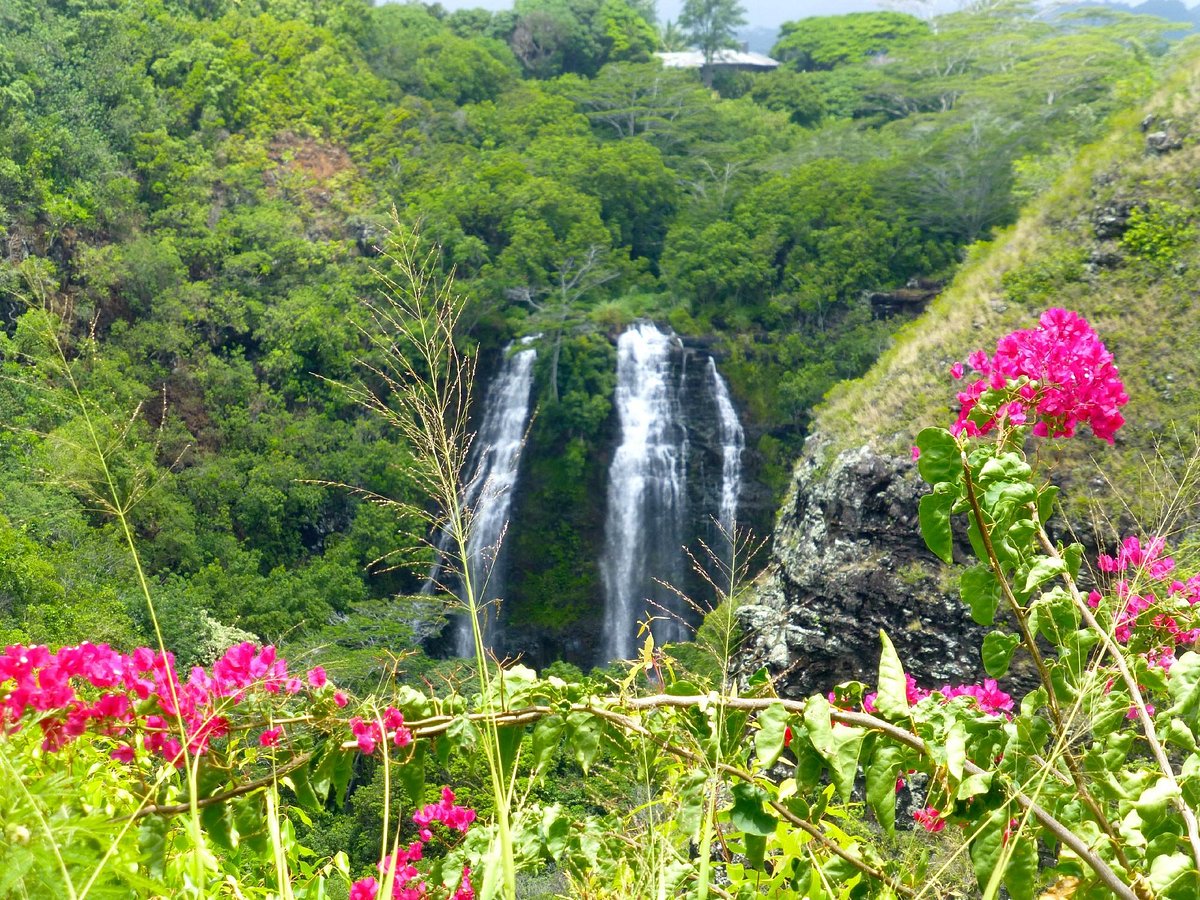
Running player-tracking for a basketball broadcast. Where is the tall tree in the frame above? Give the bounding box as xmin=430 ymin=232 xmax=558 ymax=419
xmin=678 ymin=0 xmax=746 ymax=86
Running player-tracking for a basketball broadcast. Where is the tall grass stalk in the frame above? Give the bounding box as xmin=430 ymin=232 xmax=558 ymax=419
xmin=339 ymin=229 xmax=519 ymax=898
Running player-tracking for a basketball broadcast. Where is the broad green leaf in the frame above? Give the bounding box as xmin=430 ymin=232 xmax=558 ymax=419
xmin=1134 ymin=777 xmax=1180 ymax=830
xmin=1018 ymin=557 xmax=1065 ymax=597
xmin=982 ymin=631 xmax=1021 ymax=678
xmin=395 ymin=743 xmax=425 ymax=807
xmin=1167 ymin=651 xmax=1200 ymax=724
xmin=946 ymin=721 xmax=967 ymax=784
xmin=201 ymin=801 xmax=236 ymax=851
xmin=531 ymin=714 xmax=565 ymax=772
xmin=744 ymin=833 xmax=767 ymax=870
xmin=978 ymin=452 xmax=1032 ymax=484
xmin=677 ymin=769 xmax=708 ymax=838
xmin=1005 ymin=830 xmax=1038 ymax=900
xmin=919 ymin=490 xmax=955 ymax=564
xmin=969 ymin=808 xmax=1006 ymax=895
xmin=804 ymin=694 xmax=865 ymax=802
xmin=567 ymin=711 xmax=602 ymax=774
xmin=541 ymin=805 xmax=570 ymax=858
xmin=1063 ymin=542 xmax=1084 ymax=579
xmin=1149 ymin=852 xmax=1194 ymax=896
xmin=754 ymin=703 xmax=790 ymax=769
xmin=961 ymin=564 xmax=1002 ymax=626
xmin=865 ymin=742 xmax=904 ymax=837
xmin=1035 ymin=485 xmax=1059 ymax=525
xmin=915 ymin=426 xmax=961 ymax=485
xmin=876 ymin=630 xmax=909 ymax=718
xmin=497 ymin=724 xmax=522 ymax=783
xmin=730 ymin=782 xmax=776 ymax=837
xmin=957 ymin=771 xmax=993 ymax=801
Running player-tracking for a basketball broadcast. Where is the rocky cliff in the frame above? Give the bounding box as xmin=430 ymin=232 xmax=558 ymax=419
xmin=736 ymin=440 xmax=989 ymax=697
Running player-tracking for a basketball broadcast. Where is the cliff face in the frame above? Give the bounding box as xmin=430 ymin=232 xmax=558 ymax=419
xmin=736 ymin=441 xmax=988 ymax=697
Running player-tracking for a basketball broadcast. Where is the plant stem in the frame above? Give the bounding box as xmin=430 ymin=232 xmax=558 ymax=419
xmin=960 ymin=451 xmax=1130 ymax=869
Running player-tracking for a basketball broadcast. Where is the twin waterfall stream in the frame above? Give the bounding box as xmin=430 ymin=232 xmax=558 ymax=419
xmin=434 ymin=323 xmax=744 ymax=666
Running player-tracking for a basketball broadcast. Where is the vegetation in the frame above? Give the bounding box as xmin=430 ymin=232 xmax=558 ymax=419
xmin=3 ymin=3 xmax=1200 ymax=896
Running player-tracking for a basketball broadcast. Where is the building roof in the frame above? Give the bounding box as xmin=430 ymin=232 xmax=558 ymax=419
xmin=656 ymin=50 xmax=780 ymax=70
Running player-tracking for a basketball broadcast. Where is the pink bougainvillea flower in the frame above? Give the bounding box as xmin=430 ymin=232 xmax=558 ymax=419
xmin=259 ymin=727 xmax=283 ymax=747
xmin=949 ymin=361 xmax=965 ymax=380
xmin=349 ymin=877 xmax=379 ymax=900
xmin=913 ymin=806 xmax=945 ymax=833
xmin=951 ymin=309 xmax=1127 ymax=442
xmin=334 ymin=690 xmax=349 ymax=708
xmin=307 ymin=666 xmax=327 ymax=688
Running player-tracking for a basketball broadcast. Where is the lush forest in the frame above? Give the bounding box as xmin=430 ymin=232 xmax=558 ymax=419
xmin=0 ymin=0 xmax=1175 ymax=674
xmin=5 ymin=0 xmax=1200 ymax=898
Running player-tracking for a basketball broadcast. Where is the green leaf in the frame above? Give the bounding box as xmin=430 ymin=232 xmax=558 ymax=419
xmin=730 ymin=782 xmax=776 ymax=837
xmin=1149 ymin=852 xmax=1194 ymax=895
xmin=969 ymin=808 xmax=1006 ymax=895
xmin=1018 ymin=556 xmax=1065 ymax=597
xmin=916 ymin=427 xmax=961 ymax=485
xmin=978 ymin=452 xmax=1032 ymax=484
xmin=957 ymin=771 xmax=993 ymax=801
xmin=946 ymin=722 xmax=967 ymax=784
xmin=1134 ymin=777 xmax=1180 ymax=830
xmin=677 ymin=769 xmax=708 ymax=838
xmin=1167 ymin=651 xmax=1200 ymax=724
xmin=982 ymin=631 xmax=1021 ymax=678
xmin=395 ymin=743 xmax=425 ymax=808
xmin=803 ymin=694 xmax=865 ymax=802
xmin=1035 ymin=485 xmax=1059 ymax=525
xmin=532 ymin=714 xmax=565 ymax=772
xmin=1063 ymin=543 xmax=1084 ymax=579
xmin=919 ymin=490 xmax=955 ymax=564
xmin=1005 ymin=831 xmax=1038 ymax=900
xmin=567 ymin=711 xmax=602 ymax=774
xmin=744 ymin=833 xmax=767 ymax=870
xmin=201 ymin=801 xmax=235 ymax=851
xmin=865 ymin=742 xmax=903 ymax=837
xmin=754 ymin=703 xmax=790 ymax=769
xmin=961 ymin=565 xmax=1002 ymax=626
xmin=876 ymin=630 xmax=909 ymax=718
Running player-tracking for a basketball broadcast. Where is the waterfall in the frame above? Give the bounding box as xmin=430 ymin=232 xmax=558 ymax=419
xmin=709 ymin=356 xmax=744 ymax=542
xmin=419 ymin=342 xmax=537 ymax=656
xmin=601 ymin=323 xmax=689 ymax=662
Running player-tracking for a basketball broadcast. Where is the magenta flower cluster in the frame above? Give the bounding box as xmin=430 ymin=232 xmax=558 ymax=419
xmin=1087 ymin=536 xmax=1200 ymax=686
xmin=850 ymin=673 xmax=1013 ymax=719
xmin=949 ymin=308 xmax=1128 ymax=442
xmin=0 ymin=640 xmax=340 ymax=760
xmin=349 ymin=706 xmax=413 ymax=755
xmin=349 ymin=788 xmax=477 ymax=900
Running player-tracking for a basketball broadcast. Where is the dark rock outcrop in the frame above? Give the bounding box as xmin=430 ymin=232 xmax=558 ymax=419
xmin=736 ymin=440 xmax=991 ymax=699
xmin=1092 ymin=198 xmax=1140 ymax=240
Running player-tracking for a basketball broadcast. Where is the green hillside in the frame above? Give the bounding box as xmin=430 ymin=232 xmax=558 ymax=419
xmin=817 ymin=49 xmax=1200 ymax=527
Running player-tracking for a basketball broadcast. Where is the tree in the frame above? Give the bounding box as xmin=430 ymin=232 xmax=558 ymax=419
xmin=678 ymin=0 xmax=746 ymax=87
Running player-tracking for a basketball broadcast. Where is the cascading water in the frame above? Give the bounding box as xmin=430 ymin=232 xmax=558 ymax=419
xmin=709 ymin=356 xmax=744 ymax=544
xmin=419 ymin=341 xmax=537 ymax=656
xmin=601 ymin=323 xmax=689 ymax=662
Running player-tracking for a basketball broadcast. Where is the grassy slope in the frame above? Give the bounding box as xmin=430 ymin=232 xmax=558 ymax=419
xmin=813 ymin=49 xmax=1200 ymax=529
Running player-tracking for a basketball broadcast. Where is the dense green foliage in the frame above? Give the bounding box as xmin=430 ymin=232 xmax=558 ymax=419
xmin=0 ymin=0 xmax=1175 ymax=663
